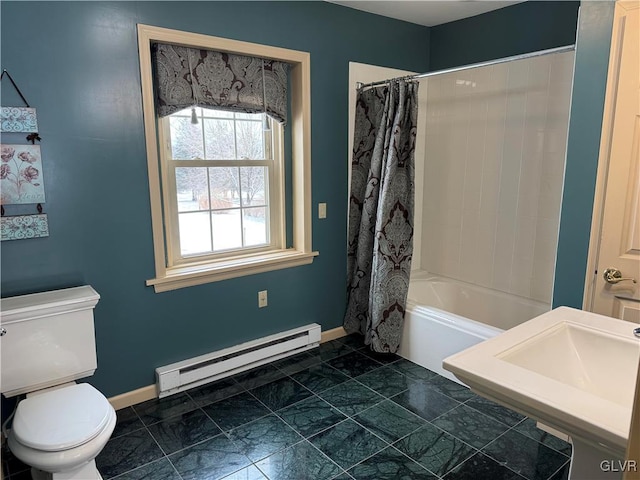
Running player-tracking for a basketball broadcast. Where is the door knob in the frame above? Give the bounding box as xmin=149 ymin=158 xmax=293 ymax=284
xmin=603 ymin=268 xmax=637 ymax=285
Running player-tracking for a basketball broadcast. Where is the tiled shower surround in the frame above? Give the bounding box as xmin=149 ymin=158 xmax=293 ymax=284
xmin=421 ymin=52 xmax=574 ymax=304
xmin=2 ymin=337 xmax=572 ymax=480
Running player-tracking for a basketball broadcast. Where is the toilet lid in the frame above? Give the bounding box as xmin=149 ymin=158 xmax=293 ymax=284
xmin=12 ymin=383 xmax=113 ymax=452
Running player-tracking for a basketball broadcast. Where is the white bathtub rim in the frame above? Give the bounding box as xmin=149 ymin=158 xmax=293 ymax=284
xmin=408 ymin=273 xmax=549 ymax=311
xmin=403 ymin=273 xmax=544 ymax=386
xmin=406 ymin=300 xmax=503 ymax=339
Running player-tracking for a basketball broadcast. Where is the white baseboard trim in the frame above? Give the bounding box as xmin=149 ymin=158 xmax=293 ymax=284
xmin=108 ymin=326 xmax=349 ymax=410
xmin=108 ymin=385 xmax=157 ymax=411
xmin=321 ymin=326 xmax=348 ymax=343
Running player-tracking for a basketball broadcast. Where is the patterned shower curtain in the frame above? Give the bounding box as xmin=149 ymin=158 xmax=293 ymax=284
xmin=344 ymin=80 xmax=418 ymax=353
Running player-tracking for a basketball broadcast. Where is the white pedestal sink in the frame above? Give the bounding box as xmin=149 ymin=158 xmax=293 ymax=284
xmin=443 ymin=307 xmax=639 ymax=480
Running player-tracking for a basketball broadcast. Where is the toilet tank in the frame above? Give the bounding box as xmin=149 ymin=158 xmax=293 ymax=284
xmin=0 ymin=286 xmax=101 ymax=397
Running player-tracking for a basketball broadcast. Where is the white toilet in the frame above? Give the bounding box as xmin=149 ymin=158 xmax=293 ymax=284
xmin=0 ymin=286 xmax=116 ymax=480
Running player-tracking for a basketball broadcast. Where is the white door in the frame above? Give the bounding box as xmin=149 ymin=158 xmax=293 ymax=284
xmin=587 ymin=1 xmax=640 ymax=322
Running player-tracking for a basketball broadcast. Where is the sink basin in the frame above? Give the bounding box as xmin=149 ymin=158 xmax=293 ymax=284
xmin=443 ymin=307 xmax=640 ymax=479
xmin=499 ymin=322 xmax=638 ymax=408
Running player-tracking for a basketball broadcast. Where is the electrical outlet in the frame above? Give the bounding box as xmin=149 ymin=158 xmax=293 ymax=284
xmin=318 ymin=202 xmax=327 ymax=219
xmin=258 ymin=290 xmax=268 ymax=308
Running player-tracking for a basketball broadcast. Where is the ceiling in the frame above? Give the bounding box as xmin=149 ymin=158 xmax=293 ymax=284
xmin=328 ymin=1 xmax=524 ymax=27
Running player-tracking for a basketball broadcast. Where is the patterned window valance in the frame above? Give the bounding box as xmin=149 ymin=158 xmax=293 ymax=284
xmin=152 ymin=43 xmax=289 ymax=124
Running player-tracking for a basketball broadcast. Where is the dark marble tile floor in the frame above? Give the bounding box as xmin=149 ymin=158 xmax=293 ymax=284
xmin=2 ymin=335 xmax=572 ymax=480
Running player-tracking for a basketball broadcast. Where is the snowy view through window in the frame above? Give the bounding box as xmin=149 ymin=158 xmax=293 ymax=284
xmin=168 ymin=108 xmax=271 ymax=257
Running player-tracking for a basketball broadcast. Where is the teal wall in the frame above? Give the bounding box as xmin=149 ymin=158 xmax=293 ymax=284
xmin=554 ymin=2 xmax=615 ymax=308
xmin=0 ymin=0 xmax=611 ymax=398
xmin=429 ymin=1 xmax=579 ymax=70
xmin=0 ymin=1 xmax=430 ymax=397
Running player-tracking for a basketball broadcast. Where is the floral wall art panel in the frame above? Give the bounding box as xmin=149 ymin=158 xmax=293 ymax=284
xmin=0 ymin=107 xmax=38 ymax=132
xmin=1 ymin=144 xmax=46 ymax=204
xmin=1 ymin=213 xmax=49 ymax=240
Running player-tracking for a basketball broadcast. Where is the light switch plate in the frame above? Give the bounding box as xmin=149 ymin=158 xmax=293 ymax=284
xmin=258 ymin=290 xmax=268 ymax=308
xmin=318 ymin=203 xmax=327 ymax=219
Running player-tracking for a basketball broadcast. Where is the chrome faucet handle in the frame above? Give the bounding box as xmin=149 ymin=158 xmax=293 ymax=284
xmin=603 ymin=268 xmax=637 ymax=285
xmin=634 ymin=327 xmax=640 ymax=338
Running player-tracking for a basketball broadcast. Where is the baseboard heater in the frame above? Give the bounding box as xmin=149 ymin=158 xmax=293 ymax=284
xmin=156 ymin=323 xmax=321 ymax=398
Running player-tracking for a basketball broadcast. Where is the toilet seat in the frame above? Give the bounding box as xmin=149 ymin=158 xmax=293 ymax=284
xmin=12 ymin=383 xmax=112 ymax=452
xmin=8 ymin=404 xmax=116 ymax=477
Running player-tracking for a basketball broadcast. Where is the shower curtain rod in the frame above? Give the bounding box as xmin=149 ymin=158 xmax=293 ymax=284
xmin=356 ymin=44 xmax=575 ymax=91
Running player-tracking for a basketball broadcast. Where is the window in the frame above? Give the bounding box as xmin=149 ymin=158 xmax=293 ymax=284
xmin=163 ymin=108 xmax=283 ymax=263
xmin=138 ymin=25 xmax=316 ymax=292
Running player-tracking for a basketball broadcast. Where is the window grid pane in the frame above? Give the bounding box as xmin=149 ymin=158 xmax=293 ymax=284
xmin=175 ymin=167 xmax=209 ymax=213
xmin=240 ymin=167 xmax=267 ymax=207
xmin=212 ymin=210 xmax=242 ymax=251
xmin=243 ymin=207 xmax=268 ymax=247
xmin=178 ymin=211 xmax=212 ymax=256
xmin=174 ymin=165 xmax=269 ymax=257
xmin=169 ymin=115 xmax=273 ymax=162
xmin=236 ymin=121 xmax=264 ymax=159
xmin=170 ymin=117 xmax=204 ymax=160
xmin=170 ymin=109 xmax=269 ymax=162
xmin=204 ymin=119 xmax=235 ymax=160
xmin=169 ymin=107 xmax=272 ymax=259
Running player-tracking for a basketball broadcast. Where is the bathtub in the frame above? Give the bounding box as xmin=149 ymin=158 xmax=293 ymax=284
xmin=398 ymin=274 xmax=549 ymax=383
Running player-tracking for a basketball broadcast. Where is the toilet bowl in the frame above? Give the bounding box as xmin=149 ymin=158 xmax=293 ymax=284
xmin=7 ymin=383 xmax=117 ymax=480
xmin=0 ymin=286 xmax=114 ymax=480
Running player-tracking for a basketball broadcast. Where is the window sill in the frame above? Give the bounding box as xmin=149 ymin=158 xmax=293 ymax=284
xmin=147 ymin=249 xmax=319 ymax=293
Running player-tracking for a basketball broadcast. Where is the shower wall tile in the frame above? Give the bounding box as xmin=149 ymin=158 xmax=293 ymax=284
xmin=420 ymin=52 xmax=574 ymax=306
xmin=511 ymin=255 xmax=534 ymax=298
xmin=507 ymin=60 xmax=530 ymax=90
xmin=463 ymin=152 xmax=485 ymax=214
xmin=513 ymin=217 xmax=536 ymax=262
xmin=541 ymin=152 xmax=566 ymax=189
xmin=538 ymin=189 xmax=562 ymax=223
xmin=492 ymin=233 xmax=515 ymax=293
xmin=526 ymin=90 xmax=549 ymax=122
xmin=531 ymin=277 xmax=554 ymax=304
xmin=550 ymin=53 xmax=574 ymax=90
xmin=460 ymin=212 xmax=480 ymax=282
xmin=517 ymin=157 xmax=542 ymax=219
xmin=499 ymin=95 xmax=526 ymax=219
xmin=464 ymin=105 xmax=487 ymax=175
xmin=444 ymin=156 xmax=466 ymax=212
xmin=479 ymin=162 xmax=502 ymax=220
xmin=534 ymin=218 xmax=559 ymax=264
xmin=474 ymin=67 xmax=493 ymax=93
xmin=528 ymin=56 xmax=551 ymax=89
xmin=472 ymin=219 xmax=497 ymax=286
xmin=545 ymin=124 xmax=570 ymax=154
xmin=490 ymin=63 xmax=509 ymax=90
xmin=427 ymin=223 xmax=462 ymax=280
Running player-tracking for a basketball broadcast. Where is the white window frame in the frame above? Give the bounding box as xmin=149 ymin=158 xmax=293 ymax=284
xmin=160 ymin=110 xmax=284 ymax=266
xmin=138 ymin=24 xmax=317 ymax=293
